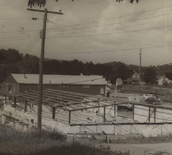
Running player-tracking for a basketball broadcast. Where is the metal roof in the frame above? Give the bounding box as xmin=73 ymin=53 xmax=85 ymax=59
xmin=11 ymin=74 xmax=107 ymax=85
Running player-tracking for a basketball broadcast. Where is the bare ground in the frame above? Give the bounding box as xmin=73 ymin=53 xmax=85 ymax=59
xmin=106 ymin=143 xmax=172 ymax=155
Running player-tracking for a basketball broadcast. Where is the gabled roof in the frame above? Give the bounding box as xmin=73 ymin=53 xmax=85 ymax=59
xmin=11 ymin=74 xmax=107 ymax=85
xmin=132 ymin=72 xmax=139 ymax=79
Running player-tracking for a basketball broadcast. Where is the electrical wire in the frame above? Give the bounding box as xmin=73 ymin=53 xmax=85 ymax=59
xmin=46 ymin=24 xmax=172 ymax=39
xmin=46 ymin=4 xmax=172 ymax=32
xmin=42 ymin=45 xmax=165 ymax=55
xmin=46 ymin=17 xmax=172 ymax=37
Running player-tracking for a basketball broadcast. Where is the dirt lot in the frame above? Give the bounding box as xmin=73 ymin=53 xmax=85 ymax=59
xmin=106 ymin=143 xmax=172 ymax=155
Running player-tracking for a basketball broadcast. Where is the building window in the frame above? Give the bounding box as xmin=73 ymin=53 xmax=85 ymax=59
xmin=26 ymin=87 xmax=31 ymax=92
xmin=83 ymin=85 xmax=90 ymax=88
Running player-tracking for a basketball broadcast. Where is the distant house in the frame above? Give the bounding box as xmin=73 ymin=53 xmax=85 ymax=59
xmin=124 ymin=71 xmax=145 ymax=85
xmin=157 ymin=75 xmax=172 ymax=85
xmin=1 ymin=74 xmax=108 ymax=96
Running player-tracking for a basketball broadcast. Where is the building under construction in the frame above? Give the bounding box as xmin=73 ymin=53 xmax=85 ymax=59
xmin=2 ymin=89 xmax=172 ymax=138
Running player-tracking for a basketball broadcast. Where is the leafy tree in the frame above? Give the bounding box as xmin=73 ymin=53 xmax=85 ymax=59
xmin=143 ymin=67 xmax=157 ymax=84
xmin=18 ymin=54 xmax=39 ymax=74
xmin=165 ymin=72 xmax=172 ymax=80
xmin=28 ymin=0 xmax=139 ymax=7
xmin=110 ymin=62 xmax=132 ymax=84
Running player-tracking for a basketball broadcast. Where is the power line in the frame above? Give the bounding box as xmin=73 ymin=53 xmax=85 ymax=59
xmin=0 ymin=5 xmax=171 ymax=43
xmin=46 ymin=17 xmax=172 ymax=39
xmin=20 ymin=34 xmax=40 ymax=54
xmin=46 ymin=24 xmax=172 ymax=39
xmin=0 ymin=18 xmax=42 ymax=21
xmin=0 ymin=36 xmax=39 ymax=42
xmin=0 ymin=34 xmax=38 ymax=40
xmin=41 ymin=45 xmax=165 ymax=55
xmin=47 ymin=12 xmax=172 ymax=35
xmin=0 ymin=29 xmax=40 ymax=35
xmin=46 ymin=4 xmax=172 ymax=32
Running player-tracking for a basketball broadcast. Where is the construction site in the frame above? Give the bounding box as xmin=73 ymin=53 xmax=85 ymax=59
xmin=1 ymin=88 xmax=172 ymax=141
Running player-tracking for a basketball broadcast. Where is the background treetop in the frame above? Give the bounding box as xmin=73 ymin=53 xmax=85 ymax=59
xmin=28 ymin=0 xmax=139 ymax=7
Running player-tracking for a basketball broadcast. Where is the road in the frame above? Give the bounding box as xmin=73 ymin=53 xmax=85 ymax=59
xmin=107 ymin=143 xmax=172 ymax=155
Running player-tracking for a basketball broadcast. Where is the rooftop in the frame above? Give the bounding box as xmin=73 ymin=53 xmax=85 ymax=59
xmin=11 ymin=74 xmax=107 ymax=85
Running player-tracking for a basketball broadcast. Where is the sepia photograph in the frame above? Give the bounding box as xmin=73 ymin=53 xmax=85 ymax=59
xmin=0 ymin=0 xmax=172 ymax=154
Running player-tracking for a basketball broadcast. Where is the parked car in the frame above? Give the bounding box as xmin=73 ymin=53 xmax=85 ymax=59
xmin=145 ymin=97 xmax=162 ymax=105
xmin=143 ymin=93 xmax=156 ymax=99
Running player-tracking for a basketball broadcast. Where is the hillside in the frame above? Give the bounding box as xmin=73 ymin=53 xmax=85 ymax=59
xmin=0 ymin=48 xmax=172 ymax=84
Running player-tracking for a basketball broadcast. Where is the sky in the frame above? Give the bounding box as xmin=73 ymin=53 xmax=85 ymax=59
xmin=0 ymin=0 xmax=172 ymax=66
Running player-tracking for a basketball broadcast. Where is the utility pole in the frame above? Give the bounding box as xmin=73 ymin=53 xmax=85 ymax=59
xmin=138 ymin=49 xmax=142 ymax=100
xmin=27 ymin=8 xmax=63 ymax=132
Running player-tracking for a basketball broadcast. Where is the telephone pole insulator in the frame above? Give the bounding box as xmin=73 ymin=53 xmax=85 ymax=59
xmin=32 ymin=17 xmax=38 ymax=20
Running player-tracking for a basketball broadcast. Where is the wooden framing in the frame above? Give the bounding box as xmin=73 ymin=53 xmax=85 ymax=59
xmin=154 ymin=108 xmax=156 ymax=122
xmin=4 ymin=88 xmax=172 ymax=127
xmin=70 ymin=122 xmax=172 ymax=126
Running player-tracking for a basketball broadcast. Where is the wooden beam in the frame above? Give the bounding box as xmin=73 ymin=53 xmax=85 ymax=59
xmin=104 ymin=106 xmax=106 ymax=122
xmin=52 ymin=107 xmax=56 ymax=120
xmin=46 ymin=88 xmax=128 ymax=103
xmin=69 ymin=111 xmax=71 ymax=124
xmin=154 ymin=108 xmax=156 ymax=123
xmin=114 ymin=105 xmax=117 ymax=118
xmin=70 ymin=121 xmax=172 ymax=126
xmin=148 ymin=107 xmax=151 ymax=122
xmin=69 ymin=103 xmax=118 ymax=112
xmin=132 ymin=104 xmax=135 ymax=121
xmin=24 ymin=100 xmax=27 ymax=112
xmin=13 ymin=97 xmax=17 ymax=108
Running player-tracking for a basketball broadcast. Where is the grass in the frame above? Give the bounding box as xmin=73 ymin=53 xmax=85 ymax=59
xmin=0 ymin=124 xmax=66 ymax=154
xmin=0 ymin=124 xmax=130 ymax=155
xmin=109 ymin=134 xmax=172 ymax=144
xmin=0 ymin=123 xmax=171 ymax=155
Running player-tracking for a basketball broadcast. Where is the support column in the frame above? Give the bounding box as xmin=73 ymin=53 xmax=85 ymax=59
xmin=52 ymin=107 xmax=56 ymax=120
xmin=114 ymin=105 xmax=117 ymax=118
xmin=13 ymin=97 xmax=16 ymax=108
xmin=148 ymin=107 xmax=151 ymax=122
xmin=24 ymin=101 xmax=27 ymax=112
xmin=132 ymin=105 xmax=135 ymax=121
xmin=104 ymin=106 xmax=106 ymax=122
xmin=154 ymin=108 xmax=156 ymax=123
xmin=69 ymin=111 xmax=71 ymax=124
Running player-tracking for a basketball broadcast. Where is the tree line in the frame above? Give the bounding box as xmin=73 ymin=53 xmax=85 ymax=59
xmin=0 ymin=49 xmax=171 ymax=84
